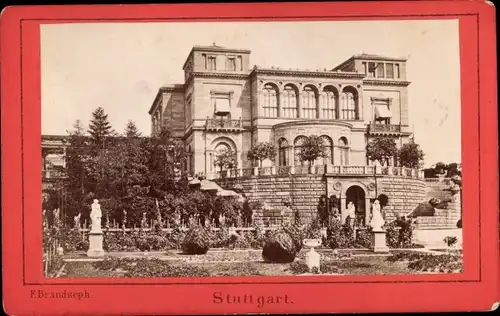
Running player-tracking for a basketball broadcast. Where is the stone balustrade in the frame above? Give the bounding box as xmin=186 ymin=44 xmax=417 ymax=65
xmin=204 ymin=164 xmax=424 ymax=180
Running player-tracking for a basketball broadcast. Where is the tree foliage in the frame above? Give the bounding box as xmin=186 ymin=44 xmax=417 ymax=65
xmin=398 ymin=140 xmax=425 ymax=168
xmin=299 ymin=135 xmax=326 ymax=166
xmin=88 ymin=107 xmax=115 ymax=147
xmin=423 ymin=162 xmax=462 ymax=178
xmin=124 ymin=120 xmax=141 ymax=138
xmin=214 ymin=147 xmax=237 ymax=171
xmin=247 ymin=142 xmax=277 ymax=167
xmin=48 ymin=116 xmax=242 ymax=228
xmin=366 ymin=136 xmax=398 ymax=166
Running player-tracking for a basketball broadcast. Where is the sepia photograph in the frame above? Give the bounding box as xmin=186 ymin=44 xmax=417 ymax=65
xmin=40 ymin=20 xmax=464 ymax=279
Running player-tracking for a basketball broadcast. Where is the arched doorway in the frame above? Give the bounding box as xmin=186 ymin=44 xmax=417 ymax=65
xmin=345 ymin=185 xmax=366 ymax=227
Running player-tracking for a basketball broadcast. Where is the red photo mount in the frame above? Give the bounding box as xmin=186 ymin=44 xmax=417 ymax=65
xmin=1 ymin=1 xmax=498 ymax=314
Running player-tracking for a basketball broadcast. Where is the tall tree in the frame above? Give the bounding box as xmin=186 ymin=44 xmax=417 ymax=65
xmin=366 ymin=136 xmax=398 ymax=166
xmin=398 ymin=140 xmax=425 ymax=168
xmin=63 ymin=120 xmax=92 ymax=224
xmin=88 ymin=106 xmax=114 ymax=147
xmin=124 ymin=120 xmax=141 ymax=138
xmin=247 ymin=142 xmax=277 ymax=167
xmin=299 ymin=135 xmax=326 ymax=166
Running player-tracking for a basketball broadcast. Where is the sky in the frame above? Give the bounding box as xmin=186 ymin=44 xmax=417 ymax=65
xmin=41 ymin=20 xmax=461 ymax=167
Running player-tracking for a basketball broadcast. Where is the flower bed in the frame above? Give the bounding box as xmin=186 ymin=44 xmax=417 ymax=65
xmin=386 ymin=251 xmax=463 ymax=273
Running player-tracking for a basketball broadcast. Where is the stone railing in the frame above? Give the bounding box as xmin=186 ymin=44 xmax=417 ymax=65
xmin=205 ymin=164 xmax=424 ymax=180
xmin=205 ymin=117 xmax=243 ymax=130
xmin=367 ymin=123 xmax=402 ymax=133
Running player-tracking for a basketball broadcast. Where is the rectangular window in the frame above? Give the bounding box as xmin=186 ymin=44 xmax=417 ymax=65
xmin=395 ymin=64 xmax=400 ymax=78
xmin=202 ymin=54 xmax=207 ymax=69
xmin=362 ymin=62 xmax=367 ymax=74
xmin=227 ymin=57 xmax=236 ymax=71
xmin=368 ymin=62 xmax=376 ymax=77
xmin=208 ymin=56 xmax=217 ymax=70
xmin=376 ymin=63 xmax=385 ymax=78
xmin=237 ymin=56 xmax=243 ymax=70
xmin=386 ymin=63 xmax=394 ymax=79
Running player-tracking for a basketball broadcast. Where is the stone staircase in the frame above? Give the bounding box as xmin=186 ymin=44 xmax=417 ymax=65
xmin=414 ymin=179 xmax=461 ymax=229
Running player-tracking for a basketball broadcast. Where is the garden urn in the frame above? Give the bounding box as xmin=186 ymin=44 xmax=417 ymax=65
xmin=303 ymin=239 xmax=322 ymax=272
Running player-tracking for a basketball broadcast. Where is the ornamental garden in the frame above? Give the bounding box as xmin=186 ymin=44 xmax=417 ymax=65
xmin=42 ymin=108 xmax=463 ymax=278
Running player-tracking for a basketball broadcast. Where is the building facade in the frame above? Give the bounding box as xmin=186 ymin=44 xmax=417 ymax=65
xmin=148 ymin=44 xmax=413 ymax=177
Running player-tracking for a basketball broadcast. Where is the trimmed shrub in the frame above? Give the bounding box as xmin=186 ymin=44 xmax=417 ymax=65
xmin=325 ymin=219 xmax=355 ymax=249
xmin=181 ymin=226 xmax=211 ymax=255
xmin=354 ymin=227 xmax=372 ymax=248
xmin=262 ymin=231 xmax=297 ymax=263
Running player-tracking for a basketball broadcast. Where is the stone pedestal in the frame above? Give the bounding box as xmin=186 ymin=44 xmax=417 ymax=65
xmin=87 ymin=232 xmax=105 ymax=257
xmin=371 ymin=230 xmax=389 ymax=253
xmin=305 ymin=248 xmax=320 ymax=272
xmin=303 ymin=239 xmax=322 ymax=272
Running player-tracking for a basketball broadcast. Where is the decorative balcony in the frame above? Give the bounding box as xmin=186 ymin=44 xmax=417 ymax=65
xmin=204 ymin=164 xmax=424 ymax=180
xmin=205 ymin=117 xmax=243 ymax=132
xmin=367 ymin=123 xmax=402 ymax=135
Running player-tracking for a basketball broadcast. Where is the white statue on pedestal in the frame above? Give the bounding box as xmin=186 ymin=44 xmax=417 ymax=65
xmin=90 ymin=199 xmax=102 ymax=233
xmin=346 ymin=202 xmax=356 ymax=228
xmin=370 ymin=200 xmax=385 ymax=231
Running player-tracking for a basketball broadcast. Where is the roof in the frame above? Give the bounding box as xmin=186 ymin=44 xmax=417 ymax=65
xmin=251 ymin=66 xmax=364 ymax=79
xmin=351 ymin=53 xmax=408 ymax=62
xmin=182 ymin=44 xmax=251 ymax=70
xmin=332 ymin=53 xmax=408 ymax=71
xmin=148 ymin=84 xmax=185 ymax=115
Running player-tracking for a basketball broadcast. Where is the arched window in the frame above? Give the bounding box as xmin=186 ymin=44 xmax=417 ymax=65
xmin=294 ymin=136 xmax=307 ymax=166
xmin=278 ymin=138 xmax=289 ymax=166
xmin=282 ymin=84 xmax=298 ymax=118
xmin=338 ymin=137 xmax=349 ymax=165
xmin=301 ymin=85 xmax=318 ymax=119
xmin=340 ymin=87 xmax=358 ymax=120
xmin=322 ymin=87 xmax=338 ymax=119
xmin=262 ymin=84 xmax=278 ymax=117
xmin=321 ymin=135 xmax=334 ymax=165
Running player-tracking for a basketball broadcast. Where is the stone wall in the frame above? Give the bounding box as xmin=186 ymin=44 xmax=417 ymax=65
xmin=216 ymin=175 xmax=326 ymax=222
xmin=216 ymin=174 xmax=428 ymax=223
xmin=376 ymin=176 xmax=427 ymax=222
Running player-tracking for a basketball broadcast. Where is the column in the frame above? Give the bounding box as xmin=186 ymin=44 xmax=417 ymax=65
xmin=357 ymin=92 xmax=363 ymax=120
xmin=297 ymin=89 xmax=302 ymax=118
xmin=340 ymin=196 xmax=346 ymax=224
xmin=317 ymin=92 xmax=323 ymax=119
xmin=278 ymin=91 xmax=284 ymax=118
xmin=365 ymin=198 xmax=371 ymax=227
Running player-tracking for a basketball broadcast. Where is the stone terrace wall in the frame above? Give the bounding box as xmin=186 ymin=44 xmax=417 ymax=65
xmin=216 ymin=175 xmax=326 ymax=222
xmin=377 ymin=177 xmax=427 ymax=222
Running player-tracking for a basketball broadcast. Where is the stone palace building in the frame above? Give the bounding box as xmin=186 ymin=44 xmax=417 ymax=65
xmin=149 ymin=44 xmax=412 ymax=174
xmin=147 ymin=44 xmax=432 ymax=226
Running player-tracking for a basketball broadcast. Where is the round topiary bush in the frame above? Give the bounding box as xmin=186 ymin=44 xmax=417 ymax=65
xmin=181 ymin=226 xmax=211 ymax=255
xmin=262 ymin=231 xmax=297 ymax=263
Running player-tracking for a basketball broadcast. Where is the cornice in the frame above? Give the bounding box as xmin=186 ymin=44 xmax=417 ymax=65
xmin=363 ymin=79 xmax=411 ymax=87
xmin=272 ymin=120 xmax=355 ymax=130
xmin=251 ymin=68 xmax=365 ymax=79
xmin=190 ymin=72 xmax=250 ymax=80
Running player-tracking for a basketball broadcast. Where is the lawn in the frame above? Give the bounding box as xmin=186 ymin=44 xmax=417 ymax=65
xmin=58 ymin=248 xmax=459 ymax=278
